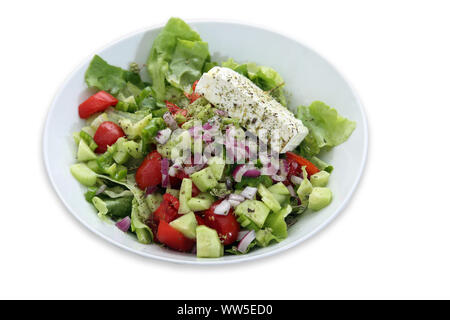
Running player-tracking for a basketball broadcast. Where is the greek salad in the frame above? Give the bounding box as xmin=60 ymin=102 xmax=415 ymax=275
xmin=70 ymin=18 xmax=356 ymax=257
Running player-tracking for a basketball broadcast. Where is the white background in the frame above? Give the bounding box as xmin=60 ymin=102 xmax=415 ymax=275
xmin=1 ymin=0 xmax=449 ymax=299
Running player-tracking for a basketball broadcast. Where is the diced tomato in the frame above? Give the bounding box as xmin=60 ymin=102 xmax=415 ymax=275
xmin=204 ymin=200 xmax=240 ymax=245
xmin=195 ymin=214 xmax=206 ymax=226
xmin=78 ymin=91 xmax=118 ymax=119
xmin=153 ymin=193 xmax=180 ymax=224
xmin=93 ymin=121 xmax=125 ymax=153
xmin=191 ymin=183 xmax=201 ymax=197
xmin=135 ymin=151 xmax=162 ymax=189
xmin=285 ymin=152 xmax=320 ymax=178
xmin=157 ymin=221 xmax=195 ymax=252
xmin=165 ymin=101 xmax=188 ymax=118
xmin=184 ymin=80 xmax=201 ymax=103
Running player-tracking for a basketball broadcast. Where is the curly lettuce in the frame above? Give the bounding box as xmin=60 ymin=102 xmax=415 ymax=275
xmin=85 ymin=55 xmax=146 ymax=94
xmin=297 ymin=101 xmax=356 ymax=158
xmin=147 ymin=17 xmax=210 ymax=101
xmin=222 ymin=58 xmax=287 ymax=106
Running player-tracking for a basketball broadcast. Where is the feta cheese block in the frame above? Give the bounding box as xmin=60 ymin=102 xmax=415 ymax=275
xmin=195 ymin=66 xmax=308 ymax=153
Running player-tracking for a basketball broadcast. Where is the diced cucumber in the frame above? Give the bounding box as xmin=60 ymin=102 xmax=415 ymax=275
xmin=179 ymin=178 xmax=193 ymax=214
xmin=170 ymin=212 xmax=198 ymax=239
xmin=235 ymin=200 xmax=270 ymax=228
xmin=90 ymin=112 xmax=108 ymax=130
xmin=190 ymin=167 xmax=218 ymax=192
xmin=309 ymin=187 xmax=332 ymax=211
xmin=124 ymin=140 xmax=142 ymax=158
xmin=146 ymin=193 xmax=163 ymax=213
xmin=297 ymin=178 xmax=313 ymax=204
xmin=93 ymin=196 xmax=133 ymax=218
xmin=257 ymin=184 xmax=281 ymax=212
xmin=118 ymin=114 xmax=152 ymax=139
xmin=79 ymin=130 xmax=98 ymax=151
xmin=187 ymin=193 xmax=214 ymax=211
xmin=73 ymin=132 xmax=81 ymax=145
xmin=310 ymin=171 xmax=330 ymax=187
xmin=268 ymin=182 xmax=290 ymax=195
xmin=70 ymin=163 xmax=97 ymax=187
xmin=271 ymin=193 xmax=289 ymax=207
xmin=196 ymin=225 xmax=224 ymax=258
xmin=81 ymin=126 xmax=96 ymax=137
xmin=86 ymin=160 xmax=101 ymax=173
xmin=207 ymin=157 xmax=225 ymax=180
xmin=77 ymin=139 xmax=97 ymax=162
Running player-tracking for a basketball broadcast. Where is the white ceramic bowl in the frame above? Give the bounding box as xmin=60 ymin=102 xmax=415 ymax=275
xmin=43 ymin=20 xmax=368 ymax=264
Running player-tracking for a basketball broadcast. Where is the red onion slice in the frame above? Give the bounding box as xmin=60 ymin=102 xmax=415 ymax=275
xmin=271 ymin=174 xmax=286 ymax=182
xmin=214 ymin=200 xmax=231 ymax=215
xmin=241 ymin=186 xmax=257 ymax=200
xmin=290 ymin=175 xmax=303 ymax=185
xmin=236 ymin=230 xmax=249 ymax=241
xmin=95 ymin=184 xmax=107 ymax=195
xmin=237 ymin=230 xmax=256 ymax=253
xmin=161 ymin=158 xmax=170 ymax=188
xmin=228 ymin=199 xmax=241 ymax=208
xmin=163 ymin=112 xmax=178 ymax=130
xmin=155 ymin=128 xmax=172 ymax=145
xmin=229 ymin=194 xmax=245 ymax=202
xmin=115 ymin=216 xmax=131 ymax=232
xmin=214 ymin=109 xmax=227 ymax=117
xmin=287 ymin=184 xmax=296 ymax=197
xmin=243 ymin=169 xmax=261 ymax=178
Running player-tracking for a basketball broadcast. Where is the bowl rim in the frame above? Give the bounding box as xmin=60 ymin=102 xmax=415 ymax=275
xmin=43 ymin=19 xmax=369 ymax=265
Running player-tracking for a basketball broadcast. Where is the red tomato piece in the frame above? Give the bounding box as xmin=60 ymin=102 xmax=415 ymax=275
xmin=135 ymin=151 xmax=162 ymax=189
xmin=93 ymin=121 xmax=125 ymax=153
xmin=285 ymin=152 xmax=320 ymax=177
xmin=78 ymin=91 xmax=118 ymax=119
xmin=204 ymin=200 xmax=240 ymax=245
xmin=195 ymin=214 xmax=206 ymax=226
xmin=157 ymin=221 xmax=195 ymax=252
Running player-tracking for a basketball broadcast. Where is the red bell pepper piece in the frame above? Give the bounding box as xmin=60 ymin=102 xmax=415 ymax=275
xmin=78 ymin=91 xmax=118 ymax=119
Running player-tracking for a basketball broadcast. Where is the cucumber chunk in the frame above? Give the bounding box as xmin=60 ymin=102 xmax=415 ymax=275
xmin=196 ymin=225 xmax=223 ymax=258
xmin=179 ymin=178 xmax=193 ymax=214
xmin=170 ymin=212 xmax=198 ymax=239
xmin=207 ymin=157 xmax=225 ymax=180
xmin=190 ymin=167 xmax=218 ymax=192
xmin=235 ymin=200 xmax=270 ymax=228
xmin=268 ymin=182 xmax=290 ymax=195
xmin=309 ymin=187 xmax=332 ymax=211
xmin=257 ymin=184 xmax=281 ymax=212
xmin=77 ymin=139 xmax=97 ymax=162
xmin=70 ymin=163 xmax=97 ymax=186
xmin=187 ymin=193 xmax=214 ymax=211
xmin=310 ymin=171 xmax=330 ymax=187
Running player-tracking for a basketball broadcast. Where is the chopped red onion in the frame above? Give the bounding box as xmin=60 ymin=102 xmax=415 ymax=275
xmin=232 ymin=164 xmax=258 ymax=182
xmin=115 ymin=216 xmax=131 ymax=232
xmin=155 ymin=128 xmax=172 ymax=145
xmin=214 ymin=200 xmax=231 ymax=215
xmin=161 ymin=158 xmax=170 ymax=188
xmin=290 ymin=175 xmax=303 ymax=185
xmin=95 ymin=184 xmax=107 ymax=195
xmin=183 ymin=164 xmax=205 ymax=175
xmin=202 ymin=122 xmax=213 ymax=130
xmin=214 ymin=109 xmax=227 ymax=117
xmin=241 ymin=186 xmax=257 ymax=200
xmin=261 ymin=162 xmax=278 ymax=175
xmin=145 ymin=185 xmax=157 ymax=196
xmin=168 ymin=166 xmax=177 ymax=177
xmin=229 ymin=194 xmax=245 ymax=202
xmin=163 ymin=112 xmax=178 ymax=130
xmin=236 ymin=230 xmax=249 ymax=241
xmin=271 ymin=174 xmax=286 ymax=182
xmin=237 ymin=230 xmax=256 ymax=253
xmin=279 ymin=159 xmax=289 ymax=177
xmin=243 ymin=169 xmax=261 ymax=178
xmin=287 ymin=184 xmax=297 ymax=197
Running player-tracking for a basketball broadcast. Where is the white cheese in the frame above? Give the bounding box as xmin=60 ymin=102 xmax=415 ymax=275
xmin=196 ymin=66 xmax=308 ymax=153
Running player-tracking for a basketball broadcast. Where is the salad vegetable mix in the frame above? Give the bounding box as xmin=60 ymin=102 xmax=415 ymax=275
xmin=70 ymin=18 xmax=356 ymax=257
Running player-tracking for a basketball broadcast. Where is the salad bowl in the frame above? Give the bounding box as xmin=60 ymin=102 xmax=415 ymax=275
xmin=43 ymin=20 xmax=368 ymax=264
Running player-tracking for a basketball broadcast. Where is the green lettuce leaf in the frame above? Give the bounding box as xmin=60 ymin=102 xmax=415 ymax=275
xmin=85 ymin=55 xmax=146 ymax=94
xmin=297 ymin=101 xmax=356 ymax=158
xmin=221 ymin=58 xmax=287 ymax=106
xmin=147 ymin=17 xmax=209 ymax=101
